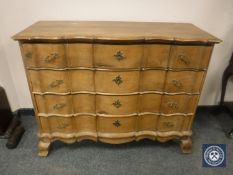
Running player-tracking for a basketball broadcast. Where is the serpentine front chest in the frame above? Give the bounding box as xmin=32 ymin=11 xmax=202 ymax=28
xmin=13 ymin=21 xmax=221 ymax=156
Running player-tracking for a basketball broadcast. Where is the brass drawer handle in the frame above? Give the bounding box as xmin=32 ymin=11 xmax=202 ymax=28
xmin=167 ymin=102 xmax=178 ymax=109
xmin=53 ymin=103 xmax=66 ymax=110
xmin=178 ymin=54 xmax=190 ymax=65
xmin=172 ymin=80 xmax=182 ymax=88
xmin=112 ymin=99 xmax=122 ymax=108
xmin=49 ymin=80 xmax=64 ymax=88
xmin=113 ymin=120 xmax=121 ymax=127
xmin=45 ymin=53 xmax=59 ymax=63
xmin=112 ymin=75 xmax=123 ymax=86
xmin=114 ymin=51 xmax=125 ymax=61
xmin=163 ymin=122 xmax=174 ymax=128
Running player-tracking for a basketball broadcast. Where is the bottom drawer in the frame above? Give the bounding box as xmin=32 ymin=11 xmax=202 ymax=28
xmin=157 ymin=115 xmax=193 ymax=132
xmin=39 ymin=115 xmax=97 ymax=134
xmin=39 ymin=114 xmax=193 ymax=135
xmin=40 ymin=116 xmax=73 ymax=134
xmin=137 ymin=114 xmax=159 ymax=131
xmin=97 ymin=116 xmax=136 ymax=133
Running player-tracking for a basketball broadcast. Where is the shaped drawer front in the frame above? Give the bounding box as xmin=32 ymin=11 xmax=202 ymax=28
xmin=74 ymin=115 xmax=97 ymax=133
xmin=21 ymin=44 xmax=66 ymax=68
xmin=66 ymin=44 xmax=93 ymax=67
xmin=160 ymin=95 xmax=199 ymax=114
xmin=169 ymin=45 xmax=213 ymax=69
xmin=40 ymin=115 xmax=97 ymax=134
xmin=95 ymin=71 xmax=140 ymax=93
xmin=35 ymin=95 xmax=72 ymax=114
xmin=97 ymin=116 xmax=136 ymax=133
xmin=96 ymin=95 xmax=138 ymax=115
xmin=157 ymin=115 xmax=193 ymax=132
xmin=141 ymin=70 xmax=166 ymax=91
xmin=40 ymin=116 xmax=73 ymax=134
xmin=94 ymin=44 xmax=143 ymax=68
xmin=144 ymin=44 xmax=171 ymax=68
xmin=140 ymin=94 xmax=162 ymax=113
xmin=71 ymin=70 xmax=95 ymax=92
xmin=164 ymin=71 xmax=204 ymax=93
xmin=137 ymin=114 xmax=159 ymax=131
xmin=73 ymin=94 xmax=95 ymax=113
xmin=28 ymin=70 xmax=70 ymax=93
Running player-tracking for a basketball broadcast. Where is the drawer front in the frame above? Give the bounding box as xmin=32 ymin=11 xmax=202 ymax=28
xmin=28 ymin=70 xmax=70 ymax=93
xmin=94 ymin=44 xmax=143 ymax=68
xmin=164 ymin=71 xmax=204 ymax=93
xmin=140 ymin=94 xmax=162 ymax=113
xmin=74 ymin=115 xmax=97 ymax=132
xmin=169 ymin=45 xmax=212 ymax=69
xmin=138 ymin=114 xmax=159 ymax=131
xmin=35 ymin=95 xmax=72 ymax=114
xmin=95 ymin=71 xmax=140 ymax=93
xmin=21 ymin=44 xmax=66 ymax=68
xmin=40 ymin=116 xmax=73 ymax=133
xmin=73 ymin=94 xmax=95 ymax=113
xmin=96 ymin=95 xmax=138 ymax=115
xmin=71 ymin=70 xmax=95 ymax=92
xmin=67 ymin=44 xmax=93 ymax=67
xmin=144 ymin=44 xmax=171 ymax=68
xmin=97 ymin=116 xmax=136 ymax=133
xmin=40 ymin=115 xmax=97 ymax=134
xmin=160 ymin=95 xmax=198 ymax=114
xmin=141 ymin=70 xmax=166 ymax=91
xmin=157 ymin=115 xmax=192 ymax=132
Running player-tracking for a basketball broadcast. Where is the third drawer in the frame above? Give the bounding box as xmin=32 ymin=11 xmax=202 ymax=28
xmin=34 ymin=94 xmax=199 ymax=115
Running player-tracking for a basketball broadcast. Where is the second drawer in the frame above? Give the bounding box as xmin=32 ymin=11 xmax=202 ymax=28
xmin=29 ymin=69 xmax=204 ymax=93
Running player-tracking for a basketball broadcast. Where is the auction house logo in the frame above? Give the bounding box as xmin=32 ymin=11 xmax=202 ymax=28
xmin=202 ymin=144 xmax=226 ymax=167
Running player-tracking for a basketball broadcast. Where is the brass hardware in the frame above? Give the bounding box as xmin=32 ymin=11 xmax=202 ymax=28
xmin=112 ymin=75 xmax=123 ymax=86
xmin=25 ymin=52 xmax=32 ymax=59
xmin=167 ymin=102 xmax=178 ymax=109
xmin=45 ymin=53 xmax=59 ymax=63
xmin=178 ymin=54 xmax=190 ymax=65
xmin=114 ymin=51 xmax=125 ymax=61
xmin=53 ymin=103 xmax=66 ymax=110
xmin=172 ymin=80 xmax=182 ymax=88
xmin=163 ymin=122 xmax=174 ymax=128
xmin=112 ymin=99 xmax=122 ymax=108
xmin=113 ymin=120 xmax=121 ymax=127
xmin=49 ymin=80 xmax=64 ymax=88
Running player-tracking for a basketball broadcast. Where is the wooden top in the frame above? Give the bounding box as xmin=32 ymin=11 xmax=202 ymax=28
xmin=13 ymin=21 xmax=221 ymax=44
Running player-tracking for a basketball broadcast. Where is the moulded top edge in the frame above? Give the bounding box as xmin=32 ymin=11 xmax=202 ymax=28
xmin=12 ymin=21 xmax=222 ymax=44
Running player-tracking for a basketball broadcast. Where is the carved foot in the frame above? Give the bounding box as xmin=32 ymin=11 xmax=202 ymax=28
xmin=38 ymin=140 xmax=50 ymax=157
xmin=180 ymin=137 xmax=192 ymax=154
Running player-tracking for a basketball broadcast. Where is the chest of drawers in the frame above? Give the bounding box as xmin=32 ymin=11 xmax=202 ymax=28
xmin=13 ymin=21 xmax=221 ymax=156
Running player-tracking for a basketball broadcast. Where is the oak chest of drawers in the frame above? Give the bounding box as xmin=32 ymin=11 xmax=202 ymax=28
xmin=13 ymin=21 xmax=221 ymax=156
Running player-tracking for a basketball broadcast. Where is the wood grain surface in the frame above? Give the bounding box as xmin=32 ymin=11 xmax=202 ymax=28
xmin=13 ymin=21 xmax=221 ymax=43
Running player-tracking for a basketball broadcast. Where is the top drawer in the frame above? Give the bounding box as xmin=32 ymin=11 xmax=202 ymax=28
xmin=169 ymin=45 xmax=213 ymax=69
xmin=20 ymin=44 xmax=66 ymax=68
xmin=94 ymin=44 xmax=143 ymax=68
xmin=20 ymin=43 xmax=213 ymax=69
xmin=21 ymin=43 xmax=144 ymax=68
xmin=20 ymin=43 xmax=94 ymax=68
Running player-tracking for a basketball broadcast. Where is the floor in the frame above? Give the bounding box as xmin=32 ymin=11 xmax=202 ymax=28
xmin=0 ymin=107 xmax=233 ymax=175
